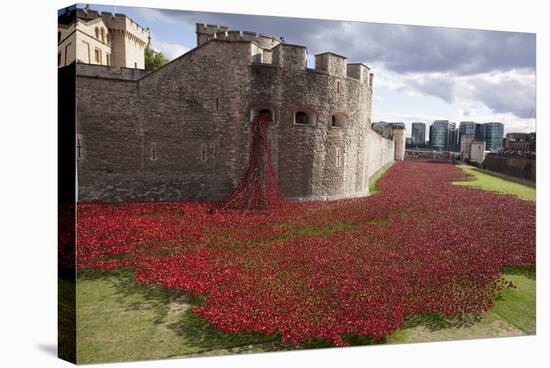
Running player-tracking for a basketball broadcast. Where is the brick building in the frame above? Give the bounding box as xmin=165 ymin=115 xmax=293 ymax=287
xmin=505 ymin=132 xmax=536 ymax=152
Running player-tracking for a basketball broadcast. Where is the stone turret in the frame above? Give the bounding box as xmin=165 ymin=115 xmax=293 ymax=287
xmin=346 ymin=63 xmax=373 ymax=88
xmin=196 ymin=24 xmax=229 ymax=46
xmin=392 ymin=126 xmax=406 ymax=160
xmin=315 ymin=52 xmax=347 ymax=78
xmin=272 ymin=44 xmax=307 ymax=70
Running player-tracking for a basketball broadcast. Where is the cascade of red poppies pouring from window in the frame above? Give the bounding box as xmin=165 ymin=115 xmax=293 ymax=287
xmin=220 ymin=111 xmax=286 ymax=210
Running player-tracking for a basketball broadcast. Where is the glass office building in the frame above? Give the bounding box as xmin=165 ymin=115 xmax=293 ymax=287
xmin=459 ymin=121 xmax=476 ymax=145
xmin=411 ymin=122 xmax=426 ymax=146
xmin=474 ymin=123 xmax=485 ymax=141
xmin=430 ymin=120 xmax=452 ymax=150
xmin=459 ymin=121 xmax=486 ymax=144
xmin=448 ymin=122 xmax=458 ymax=151
xmin=484 ymin=122 xmax=504 ymax=150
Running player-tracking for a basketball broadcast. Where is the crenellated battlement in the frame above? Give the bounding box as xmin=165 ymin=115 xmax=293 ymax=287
xmin=271 ymin=43 xmax=307 ymax=70
xmin=313 ymin=54 xmax=372 ymax=86
xmin=346 ymin=63 xmax=373 ymax=87
xmin=315 ymin=52 xmax=347 ymax=78
xmin=196 ymin=23 xmax=282 ymax=49
xmin=196 ymin=23 xmax=229 ymax=34
xmin=195 ymin=22 xmax=372 ymax=86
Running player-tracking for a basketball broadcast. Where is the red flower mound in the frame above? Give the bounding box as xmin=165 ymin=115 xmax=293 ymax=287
xmin=219 ymin=112 xmax=285 ymax=210
xmin=75 ymin=161 xmax=535 ymax=346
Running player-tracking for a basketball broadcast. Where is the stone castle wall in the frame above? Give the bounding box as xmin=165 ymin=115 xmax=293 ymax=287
xmin=76 ymin=35 xmax=400 ymax=202
xmin=482 ymin=155 xmax=536 ymax=182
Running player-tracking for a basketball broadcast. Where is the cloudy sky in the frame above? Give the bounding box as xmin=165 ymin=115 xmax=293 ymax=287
xmin=87 ymin=4 xmax=536 ymax=137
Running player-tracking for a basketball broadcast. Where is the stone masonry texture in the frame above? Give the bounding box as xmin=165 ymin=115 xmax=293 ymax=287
xmin=75 ymin=24 xmax=404 ymax=202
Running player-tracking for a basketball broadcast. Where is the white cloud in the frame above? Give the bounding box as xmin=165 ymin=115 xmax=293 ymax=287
xmin=468 ymin=72 xmax=535 ymax=119
xmin=131 ymin=8 xmax=536 ymax=127
xmin=152 ymin=40 xmax=189 ymax=59
xmin=376 ymin=65 xmax=535 ymax=120
xmin=148 ymin=30 xmax=189 ymax=60
xmin=400 ymin=73 xmax=457 ymax=103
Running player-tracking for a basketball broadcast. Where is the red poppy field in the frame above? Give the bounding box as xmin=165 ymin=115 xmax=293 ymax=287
xmin=76 ymin=161 xmax=535 ymax=347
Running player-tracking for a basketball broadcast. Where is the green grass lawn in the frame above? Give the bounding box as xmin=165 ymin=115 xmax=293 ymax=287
xmin=75 ymin=269 xmax=535 ymax=363
xmin=387 ymin=273 xmax=535 ymax=344
xmin=368 ymin=162 xmax=394 ymax=194
xmin=75 ymin=269 xmax=289 ymax=364
xmin=453 ymin=165 xmax=535 ymax=201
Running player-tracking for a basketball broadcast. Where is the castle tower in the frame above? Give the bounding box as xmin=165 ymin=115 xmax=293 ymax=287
xmin=392 ymin=127 xmax=406 ymax=160
xmin=101 ymin=12 xmax=149 ymax=69
xmin=57 ymin=6 xmax=149 ymax=69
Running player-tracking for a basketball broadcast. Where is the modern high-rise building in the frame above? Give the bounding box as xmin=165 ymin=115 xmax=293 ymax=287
xmin=459 ymin=121 xmax=476 ymax=145
xmin=484 ymin=122 xmax=504 ymax=151
xmin=430 ymin=120 xmax=451 ymax=150
xmin=459 ymin=121 xmax=476 ymax=135
xmin=411 ymin=122 xmax=426 ymax=146
xmin=475 ymin=123 xmax=485 ymax=141
xmin=459 ymin=121 xmax=486 ymax=148
xmin=448 ymin=122 xmax=458 ymax=151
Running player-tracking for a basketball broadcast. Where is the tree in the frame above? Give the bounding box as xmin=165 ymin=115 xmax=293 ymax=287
xmin=144 ymin=45 xmax=169 ymax=71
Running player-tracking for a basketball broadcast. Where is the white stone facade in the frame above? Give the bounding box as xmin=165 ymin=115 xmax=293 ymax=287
xmin=58 ymin=7 xmax=149 ymax=69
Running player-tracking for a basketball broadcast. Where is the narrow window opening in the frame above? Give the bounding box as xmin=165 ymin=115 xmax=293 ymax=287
xmin=201 ymin=144 xmax=207 ymax=161
xmin=337 ymin=81 xmax=340 ymax=93
xmin=331 ymin=113 xmax=348 ymax=129
xmin=335 ymin=147 xmax=342 ymax=167
xmin=76 ymin=137 xmax=82 ymax=159
xmin=251 ymin=107 xmax=274 ymax=122
xmin=259 ymin=109 xmax=273 ymax=121
xmin=83 ymin=41 xmax=91 ymax=63
xmin=215 ymin=98 xmax=219 ymax=111
xmin=295 ymin=111 xmax=309 ymax=125
xmin=65 ymin=43 xmax=71 ymax=65
xmin=151 ymin=143 xmax=157 ymax=161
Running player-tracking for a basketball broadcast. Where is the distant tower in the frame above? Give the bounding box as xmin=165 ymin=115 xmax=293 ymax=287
xmin=459 ymin=121 xmax=476 ymax=146
xmin=392 ymin=126 xmax=406 ymax=160
xmin=484 ymin=122 xmax=504 ymax=151
xmin=411 ymin=122 xmax=426 ymax=146
xmin=430 ymin=120 xmax=451 ymax=150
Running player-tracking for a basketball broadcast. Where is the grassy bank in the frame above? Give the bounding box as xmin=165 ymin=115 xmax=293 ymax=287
xmin=75 ymin=268 xmax=535 ymax=362
xmin=368 ymin=162 xmax=394 ymax=194
xmin=75 ymin=269 xmax=287 ymax=364
xmin=454 ymin=165 xmax=535 ymax=201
